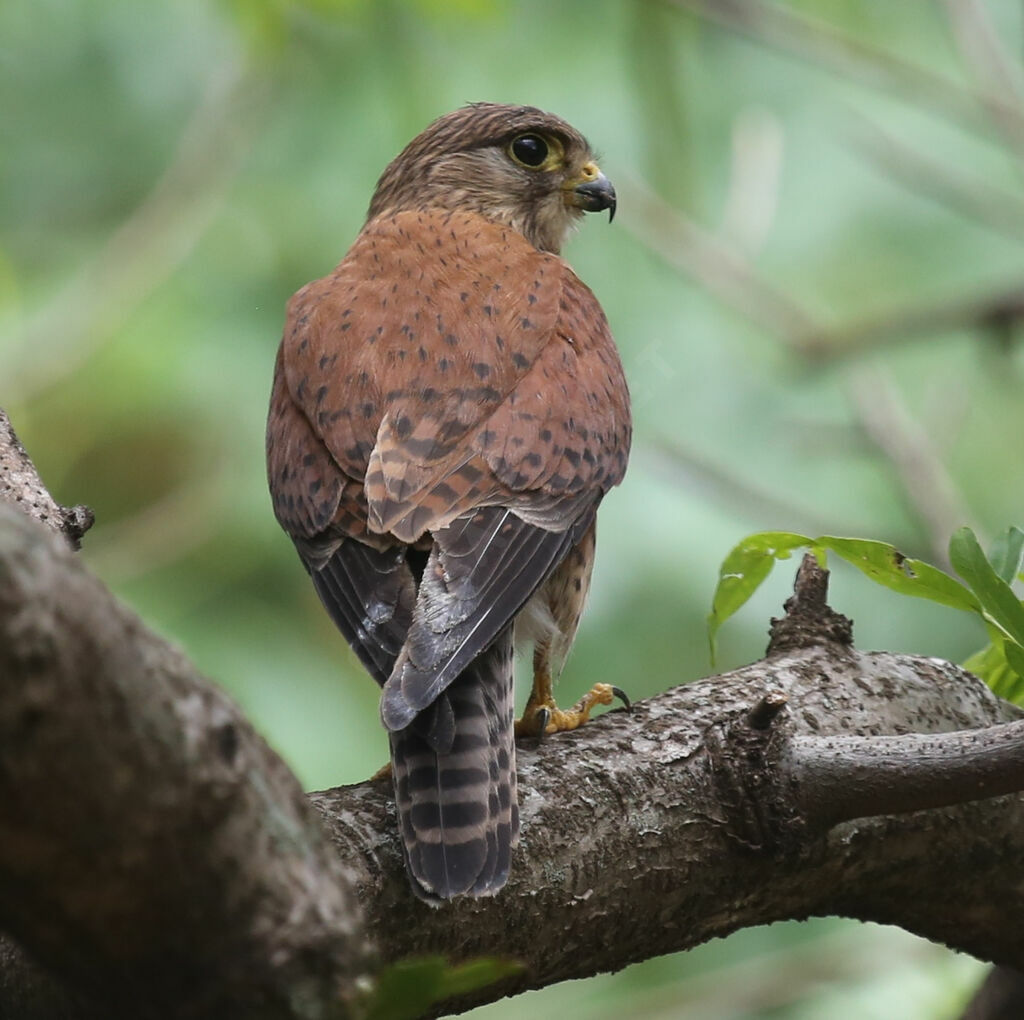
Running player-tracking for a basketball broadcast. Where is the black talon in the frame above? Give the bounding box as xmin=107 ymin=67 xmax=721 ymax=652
xmin=535 ymin=706 xmax=551 ymax=739
xmin=611 ymin=686 xmax=632 ymax=711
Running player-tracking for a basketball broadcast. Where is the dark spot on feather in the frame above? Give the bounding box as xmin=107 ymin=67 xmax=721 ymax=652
xmin=472 ymin=362 xmax=491 ymax=379
xmin=512 ymin=352 xmax=530 ymax=369
xmin=403 ymin=436 xmax=446 ymax=459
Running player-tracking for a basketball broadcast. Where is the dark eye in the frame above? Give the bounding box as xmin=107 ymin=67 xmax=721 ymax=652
xmin=510 ymin=133 xmax=549 ymax=167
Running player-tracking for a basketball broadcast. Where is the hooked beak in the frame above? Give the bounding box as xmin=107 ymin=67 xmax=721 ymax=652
xmin=565 ymin=162 xmax=617 ymax=223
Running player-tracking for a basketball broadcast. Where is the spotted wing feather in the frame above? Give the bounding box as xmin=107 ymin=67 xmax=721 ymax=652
xmin=380 ymin=506 xmax=589 ymax=732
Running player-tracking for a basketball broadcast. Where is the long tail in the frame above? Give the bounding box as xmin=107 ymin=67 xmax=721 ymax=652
xmin=389 ymin=626 xmax=518 ymax=901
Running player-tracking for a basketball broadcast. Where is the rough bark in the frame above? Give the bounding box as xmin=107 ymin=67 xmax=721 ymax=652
xmin=0 ymin=507 xmax=371 ymax=1018
xmin=0 ymin=409 xmax=94 ymax=549
xmin=3 ymin=413 xmax=1024 ymax=1017
xmin=313 ymin=647 xmax=1024 ymax=1014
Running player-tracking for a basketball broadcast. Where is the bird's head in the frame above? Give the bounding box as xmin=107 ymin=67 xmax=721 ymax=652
xmin=366 ymin=103 xmax=616 ymax=255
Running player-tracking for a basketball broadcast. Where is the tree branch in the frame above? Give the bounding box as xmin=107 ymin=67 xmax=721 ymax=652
xmin=0 ymin=410 xmax=93 ymax=549
xmin=789 ymin=721 xmax=1024 ymax=827
xmin=0 ymin=506 xmax=370 ymax=1019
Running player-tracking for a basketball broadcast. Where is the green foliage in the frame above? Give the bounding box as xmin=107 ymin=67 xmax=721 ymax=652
xmin=362 ymin=956 xmax=522 ymax=1020
xmin=710 ymin=526 xmax=1024 ymax=704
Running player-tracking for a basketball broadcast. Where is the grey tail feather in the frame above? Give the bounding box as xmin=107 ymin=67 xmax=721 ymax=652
xmin=389 ymin=626 xmax=519 ymax=901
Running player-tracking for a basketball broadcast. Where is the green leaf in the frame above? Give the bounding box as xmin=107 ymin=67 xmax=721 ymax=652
xmin=949 ymin=527 xmax=1024 ymax=647
xmin=817 ymin=536 xmax=979 ymax=613
xmin=1005 ymin=641 xmax=1024 ymax=688
xmin=964 ymin=641 xmax=1024 ymax=706
xmin=988 ymin=526 xmax=1024 ymax=584
xmin=707 ymin=532 xmax=982 ymax=662
xmin=707 ymin=531 xmax=814 ymax=663
xmin=364 ymin=956 xmax=523 ymax=1020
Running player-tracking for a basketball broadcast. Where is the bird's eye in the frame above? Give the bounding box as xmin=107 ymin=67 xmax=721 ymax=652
xmin=509 ymin=134 xmax=549 ymax=168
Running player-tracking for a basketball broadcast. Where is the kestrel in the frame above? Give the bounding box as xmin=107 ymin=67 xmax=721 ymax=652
xmin=266 ymin=103 xmax=631 ymax=901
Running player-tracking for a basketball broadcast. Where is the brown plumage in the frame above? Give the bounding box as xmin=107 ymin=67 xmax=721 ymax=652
xmin=266 ymin=103 xmax=631 ymax=900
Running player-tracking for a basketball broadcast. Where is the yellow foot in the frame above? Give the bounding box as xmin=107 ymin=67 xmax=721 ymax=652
xmin=515 ymin=683 xmax=631 ymax=738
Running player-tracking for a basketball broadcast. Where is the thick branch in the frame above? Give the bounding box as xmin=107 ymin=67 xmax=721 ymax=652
xmin=0 ymin=507 xmax=370 ymax=1019
xmin=310 ymin=650 xmax=1024 ymax=1014
xmin=788 ymin=721 xmax=1024 ymax=826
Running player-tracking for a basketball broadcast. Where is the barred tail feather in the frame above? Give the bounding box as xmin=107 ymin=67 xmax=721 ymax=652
xmin=390 ymin=627 xmax=518 ymax=901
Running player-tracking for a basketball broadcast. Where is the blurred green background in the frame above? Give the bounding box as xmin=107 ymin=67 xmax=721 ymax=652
xmin=4 ymin=0 xmax=1023 ymax=1016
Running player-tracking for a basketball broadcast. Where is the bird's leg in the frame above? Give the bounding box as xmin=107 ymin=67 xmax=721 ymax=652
xmin=515 ymin=640 xmax=629 ymax=738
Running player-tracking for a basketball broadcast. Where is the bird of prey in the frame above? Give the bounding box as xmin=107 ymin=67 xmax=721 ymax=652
xmin=267 ymin=103 xmax=631 ymax=901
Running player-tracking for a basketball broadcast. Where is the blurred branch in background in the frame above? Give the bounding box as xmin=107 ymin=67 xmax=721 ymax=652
xmin=621 ymin=173 xmax=820 ymax=343
xmin=944 ymin=0 xmax=1024 ymax=171
xmin=82 ymin=462 xmax=228 ymax=583
xmin=853 ymin=368 xmax=976 ymax=567
xmin=718 ymin=108 xmax=784 ymax=258
xmin=647 ymin=440 xmax=844 ymax=539
xmin=851 ymin=109 xmax=1024 ymax=244
xmin=794 ymin=280 xmax=1024 ymax=365
xmin=2 ymin=63 xmax=266 ymax=402
xmin=659 ymin=0 xmax=1024 ymax=144
xmin=629 ymin=148 xmax=1024 ymax=366
xmin=627 ymin=0 xmax=700 ymax=210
